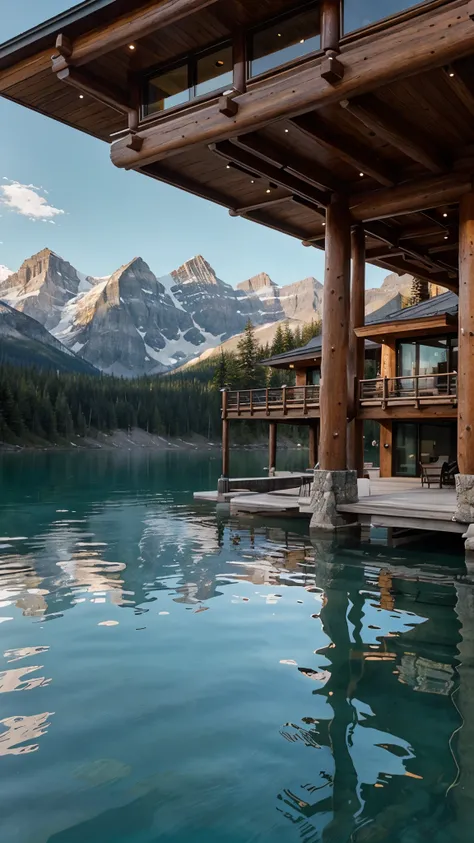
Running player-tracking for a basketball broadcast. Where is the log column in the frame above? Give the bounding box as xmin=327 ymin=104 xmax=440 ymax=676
xmin=309 ymin=422 xmax=319 ymax=468
xmin=268 ymin=422 xmax=277 ymax=476
xmin=221 ymin=389 xmax=230 ymax=479
xmin=347 ymin=225 xmax=365 ymax=477
xmin=458 ymin=191 xmax=474 ymax=475
xmin=319 ymin=196 xmax=351 ymax=470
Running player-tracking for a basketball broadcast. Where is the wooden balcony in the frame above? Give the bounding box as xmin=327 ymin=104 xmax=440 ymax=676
xmin=359 ymin=373 xmax=458 ymax=419
xmin=223 ymin=386 xmax=320 ymax=421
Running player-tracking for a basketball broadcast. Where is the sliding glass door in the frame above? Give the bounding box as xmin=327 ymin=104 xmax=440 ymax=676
xmin=393 ymin=422 xmax=457 ymax=476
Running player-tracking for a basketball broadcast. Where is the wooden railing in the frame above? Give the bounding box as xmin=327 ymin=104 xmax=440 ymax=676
xmin=359 ymin=373 xmax=458 ymax=405
xmin=225 ymin=385 xmax=320 ymax=416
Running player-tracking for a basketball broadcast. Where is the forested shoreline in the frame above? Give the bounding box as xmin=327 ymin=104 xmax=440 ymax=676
xmin=0 ymin=320 xmax=321 ymax=447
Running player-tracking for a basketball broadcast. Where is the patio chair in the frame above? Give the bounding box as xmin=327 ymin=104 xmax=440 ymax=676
xmin=440 ymin=460 xmax=459 ymax=488
xmin=419 ymin=455 xmax=449 ymax=488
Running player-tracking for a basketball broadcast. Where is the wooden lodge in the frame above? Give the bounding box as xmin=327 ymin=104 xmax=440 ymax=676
xmin=2 ymin=0 xmax=474 ymax=522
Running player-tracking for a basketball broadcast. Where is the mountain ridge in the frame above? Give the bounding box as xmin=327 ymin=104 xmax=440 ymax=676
xmin=0 ymin=247 xmax=419 ymax=376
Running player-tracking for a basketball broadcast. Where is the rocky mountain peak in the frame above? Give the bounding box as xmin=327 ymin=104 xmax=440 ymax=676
xmin=237 ymin=272 xmax=276 ymax=294
xmin=0 ymin=265 xmax=13 ymax=282
xmin=171 ymin=254 xmax=219 ymax=287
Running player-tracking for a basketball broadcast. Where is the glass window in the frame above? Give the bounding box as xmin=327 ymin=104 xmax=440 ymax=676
xmin=394 ymin=423 xmax=418 ymax=477
xmin=307 ymin=368 xmax=321 ymax=385
xmin=196 ymin=45 xmax=233 ymax=97
xmin=146 ymin=64 xmax=190 ymax=114
xmin=344 ymin=0 xmax=426 ymax=33
xmin=249 ymin=6 xmax=321 ymax=78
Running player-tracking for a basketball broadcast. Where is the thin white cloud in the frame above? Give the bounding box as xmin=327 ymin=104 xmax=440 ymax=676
xmin=0 ymin=180 xmax=65 ymax=221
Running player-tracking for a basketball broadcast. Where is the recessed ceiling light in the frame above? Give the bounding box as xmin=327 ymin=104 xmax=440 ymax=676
xmin=128 ymin=44 xmax=136 ymax=50
xmin=284 ymin=128 xmax=289 ymax=133
xmin=277 ymin=33 xmax=282 ymax=37
xmin=359 ymin=172 xmax=364 ymax=177
xmin=444 ymin=235 xmax=449 ymax=240
xmin=266 ymin=189 xmax=271 ymax=194
xmin=226 ymin=165 xmax=231 ymax=169
xmin=322 ymin=222 xmax=326 ymax=227
xmin=300 ymin=39 xmax=305 ymax=44
xmin=449 ymin=71 xmax=454 ymax=77
xmin=443 ymin=212 xmax=448 ymax=218
xmin=215 ymin=60 xmax=224 ymax=67
xmin=250 ymin=179 xmax=255 ymax=184
xmin=79 ymin=94 xmax=84 ymax=99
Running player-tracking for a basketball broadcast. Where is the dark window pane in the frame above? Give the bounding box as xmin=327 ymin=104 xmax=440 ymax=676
xmin=344 ymin=0 xmax=426 ymax=33
xmin=196 ymin=45 xmax=233 ymax=97
xmin=250 ymin=8 xmax=321 ymax=78
xmin=146 ymin=64 xmax=190 ymax=114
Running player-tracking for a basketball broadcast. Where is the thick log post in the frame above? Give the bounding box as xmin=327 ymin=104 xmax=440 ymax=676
xmin=347 ymin=225 xmax=365 ymax=477
xmin=458 ymin=190 xmax=474 ymax=475
xmin=268 ymin=422 xmax=277 ymax=476
xmin=321 ymin=0 xmax=341 ymax=54
xmin=319 ymin=195 xmax=351 ymax=470
xmin=379 ymin=421 xmax=393 ymax=478
xmin=221 ymin=389 xmax=230 ymax=479
xmin=233 ymin=30 xmax=246 ymax=94
xmin=309 ymin=422 xmax=319 ymax=468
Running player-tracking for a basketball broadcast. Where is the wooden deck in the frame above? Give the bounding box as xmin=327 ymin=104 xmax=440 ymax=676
xmin=196 ymin=475 xmax=464 ymax=534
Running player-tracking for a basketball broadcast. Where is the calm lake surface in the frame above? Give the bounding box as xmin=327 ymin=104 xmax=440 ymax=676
xmin=0 ymin=450 xmax=471 ymax=843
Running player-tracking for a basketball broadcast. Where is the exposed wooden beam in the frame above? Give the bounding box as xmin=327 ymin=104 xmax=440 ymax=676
xmin=231 ymin=133 xmax=343 ymax=193
xmin=428 ymin=242 xmax=458 ymax=254
xmin=56 ymin=66 xmax=131 ymax=114
xmin=0 ymin=49 xmax=52 ymax=92
xmin=229 ymin=195 xmax=293 ymax=217
xmin=209 ymin=141 xmax=329 ymax=211
xmin=290 ymin=114 xmax=396 ymax=187
xmin=52 ymin=0 xmax=220 ymax=71
xmin=364 ymin=220 xmax=458 ymax=279
xmin=365 ymin=245 xmax=404 ymax=261
xmin=371 ymin=256 xmax=457 ymax=292
xmin=111 ymin=0 xmax=474 ymax=168
xmin=443 ymin=62 xmax=474 ymax=118
xmin=139 ymin=163 xmax=233 ymax=208
xmin=240 ymin=210 xmax=307 ymax=242
xmin=340 ymin=96 xmax=446 ymax=173
xmin=350 ymin=173 xmax=473 ymax=221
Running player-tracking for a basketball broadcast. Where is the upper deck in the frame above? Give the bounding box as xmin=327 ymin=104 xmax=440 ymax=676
xmin=1 ymin=0 xmax=473 ymax=291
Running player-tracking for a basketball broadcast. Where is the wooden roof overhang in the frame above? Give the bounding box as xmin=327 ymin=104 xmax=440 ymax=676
xmin=2 ymin=0 xmax=474 ymax=291
xmin=354 ymin=312 xmax=458 ymax=343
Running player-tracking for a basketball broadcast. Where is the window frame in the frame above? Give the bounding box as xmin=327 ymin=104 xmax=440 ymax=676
xmin=141 ymin=38 xmax=233 ymax=120
xmin=246 ymin=0 xmax=324 ymax=83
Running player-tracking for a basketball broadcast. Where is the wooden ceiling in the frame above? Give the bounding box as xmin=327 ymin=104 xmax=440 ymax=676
xmin=1 ymin=0 xmax=472 ymax=291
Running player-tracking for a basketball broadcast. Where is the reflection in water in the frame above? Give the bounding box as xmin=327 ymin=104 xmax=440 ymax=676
xmin=0 ymin=451 xmax=471 ymax=842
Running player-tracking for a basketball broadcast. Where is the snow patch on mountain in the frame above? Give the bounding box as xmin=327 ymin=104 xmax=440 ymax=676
xmin=0 ymin=265 xmax=12 ymax=283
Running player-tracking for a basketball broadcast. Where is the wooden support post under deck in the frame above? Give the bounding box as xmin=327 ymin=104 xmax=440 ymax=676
xmin=309 ymin=422 xmax=319 ymax=469
xmin=319 ymin=195 xmax=351 ymax=470
xmin=268 ymin=422 xmax=277 ymax=476
xmin=458 ymin=190 xmax=474 ymax=474
xmin=347 ymin=225 xmax=365 ymax=477
xmin=379 ymin=421 xmax=393 ymax=479
xmin=221 ymin=389 xmax=230 ymax=478
xmin=321 ymin=0 xmax=341 ymax=53
xmin=233 ymin=30 xmax=246 ymax=94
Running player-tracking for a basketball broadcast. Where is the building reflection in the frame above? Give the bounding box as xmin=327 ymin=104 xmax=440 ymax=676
xmin=275 ymin=535 xmax=465 ymax=843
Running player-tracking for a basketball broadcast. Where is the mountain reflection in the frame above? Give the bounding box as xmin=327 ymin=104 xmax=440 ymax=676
xmin=0 ymin=452 xmax=472 ymax=843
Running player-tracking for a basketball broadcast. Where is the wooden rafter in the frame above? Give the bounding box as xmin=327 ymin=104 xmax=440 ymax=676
xmin=443 ymin=63 xmax=474 ymax=119
xmin=52 ymin=0 xmax=220 ymax=71
xmin=340 ymin=96 xmax=446 ymax=173
xmin=229 ymin=195 xmax=293 ymax=217
xmin=289 ymin=114 xmax=395 ymax=187
xmin=209 ymin=141 xmax=329 ymax=211
xmin=139 ymin=162 xmax=233 ymax=208
xmin=364 ymin=221 xmax=458 ymax=279
xmin=231 ymin=133 xmax=343 ymax=193
xmin=350 ymin=173 xmax=472 ymax=221
xmin=56 ymin=66 xmax=131 ymax=114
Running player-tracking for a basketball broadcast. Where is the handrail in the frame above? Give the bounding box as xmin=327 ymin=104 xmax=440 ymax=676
xmin=360 ymin=372 xmax=458 ymax=402
xmin=225 ymin=385 xmax=320 ymax=411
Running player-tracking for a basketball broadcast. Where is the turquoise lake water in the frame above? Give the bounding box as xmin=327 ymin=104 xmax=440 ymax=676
xmin=0 ymin=450 xmax=471 ymax=843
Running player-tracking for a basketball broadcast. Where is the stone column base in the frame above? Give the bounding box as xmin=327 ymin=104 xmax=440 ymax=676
xmin=455 ymin=474 xmax=474 ymax=523
xmin=217 ymin=476 xmax=230 ymax=500
xmin=309 ymin=469 xmax=358 ymax=531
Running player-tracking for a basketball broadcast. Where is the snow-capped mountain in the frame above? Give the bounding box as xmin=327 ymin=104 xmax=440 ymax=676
xmin=0 ymin=247 xmax=418 ymax=376
xmin=0 ymin=265 xmax=12 ymax=283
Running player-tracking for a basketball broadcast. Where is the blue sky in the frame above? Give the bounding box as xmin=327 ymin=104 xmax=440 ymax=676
xmin=0 ymin=0 xmax=387 ymax=288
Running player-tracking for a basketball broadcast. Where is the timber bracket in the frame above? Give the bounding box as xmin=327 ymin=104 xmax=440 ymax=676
xmin=321 ymin=51 xmax=345 ymax=85
xmin=218 ymin=95 xmax=239 ymax=118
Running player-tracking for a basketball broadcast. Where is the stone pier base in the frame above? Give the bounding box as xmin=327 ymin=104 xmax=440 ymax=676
xmin=455 ymin=474 xmax=474 ymax=524
xmin=309 ymin=469 xmax=358 ymax=531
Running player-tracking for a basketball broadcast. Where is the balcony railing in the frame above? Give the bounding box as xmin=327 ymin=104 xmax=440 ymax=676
xmin=225 ymin=386 xmax=320 ymax=416
xmin=359 ymin=373 xmax=458 ymax=406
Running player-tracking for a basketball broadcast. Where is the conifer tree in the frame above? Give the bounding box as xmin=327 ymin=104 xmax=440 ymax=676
xmin=237 ymin=320 xmax=263 ymax=388
xmin=270 ymin=323 xmax=285 ymax=356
